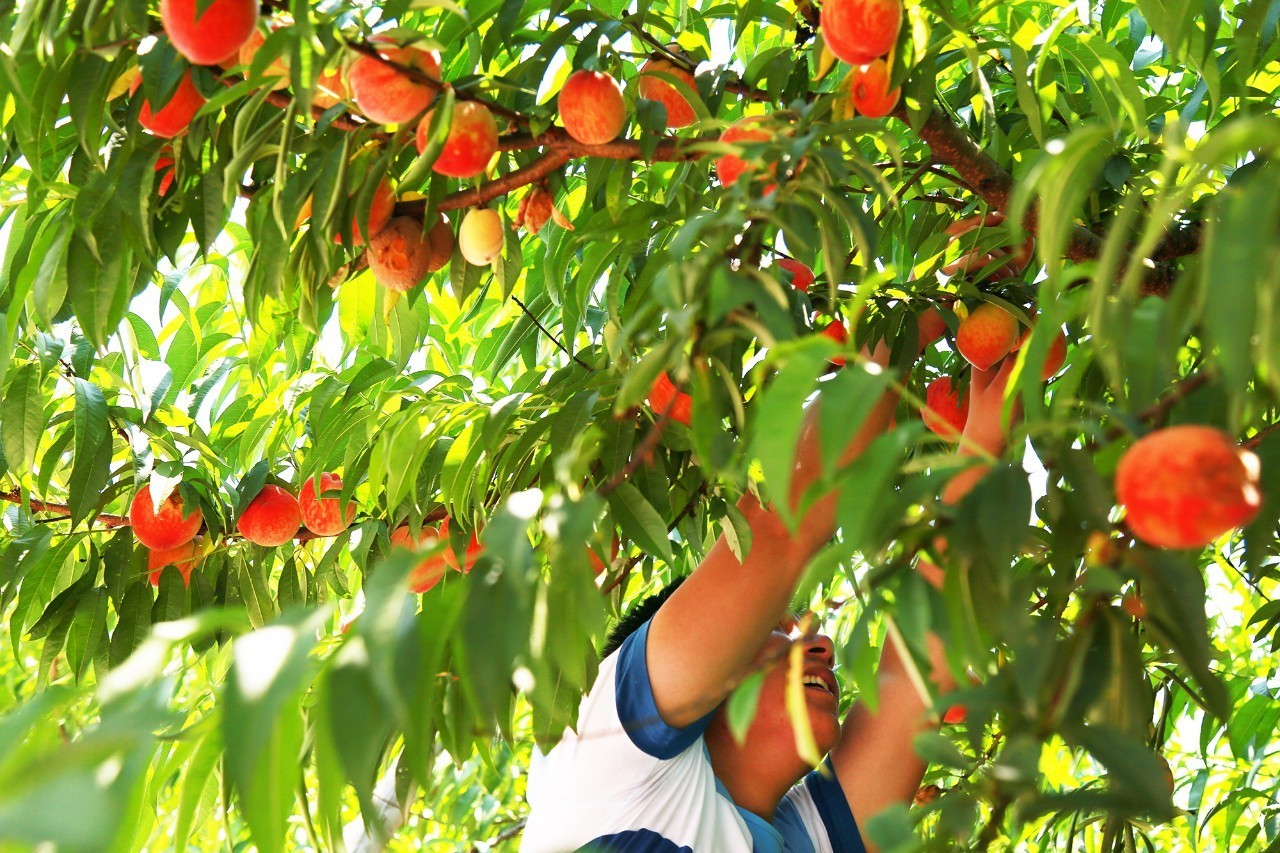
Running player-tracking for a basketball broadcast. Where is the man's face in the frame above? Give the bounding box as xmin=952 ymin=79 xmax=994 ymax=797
xmin=712 ymin=622 xmax=843 ymax=765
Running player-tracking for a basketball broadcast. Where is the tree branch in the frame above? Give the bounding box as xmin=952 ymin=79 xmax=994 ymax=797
xmin=510 ymin=294 xmax=593 ymax=370
xmin=904 ymin=105 xmax=1182 ymax=296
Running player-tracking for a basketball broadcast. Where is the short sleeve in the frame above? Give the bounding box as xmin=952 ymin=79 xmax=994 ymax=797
xmin=615 ymin=618 xmax=716 ymax=759
xmin=777 ymin=759 xmax=866 ymax=853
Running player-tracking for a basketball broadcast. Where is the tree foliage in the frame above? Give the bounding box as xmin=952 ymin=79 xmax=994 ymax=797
xmin=1 ymin=0 xmax=1279 ymax=849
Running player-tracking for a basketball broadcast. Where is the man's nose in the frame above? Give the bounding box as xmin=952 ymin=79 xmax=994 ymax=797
xmin=805 ymin=634 xmax=835 ymax=666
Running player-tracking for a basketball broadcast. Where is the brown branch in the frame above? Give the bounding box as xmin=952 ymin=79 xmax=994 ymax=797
xmin=904 ymin=104 xmax=1182 ymax=296
xmin=1150 ymin=220 xmax=1204 ymax=260
xmin=0 ymin=491 xmax=130 ymax=527
xmin=468 ymin=818 xmax=526 ymax=852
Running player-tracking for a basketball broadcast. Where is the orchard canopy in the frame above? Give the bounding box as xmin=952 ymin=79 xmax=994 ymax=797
xmin=1 ymin=0 xmax=1279 ymax=849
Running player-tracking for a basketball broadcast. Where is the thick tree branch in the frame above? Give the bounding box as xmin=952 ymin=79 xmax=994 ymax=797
xmin=905 ymin=105 xmax=1182 ymax=296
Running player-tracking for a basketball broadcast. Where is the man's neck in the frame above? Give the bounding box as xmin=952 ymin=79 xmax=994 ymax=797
xmin=705 ymin=732 xmax=800 ymax=821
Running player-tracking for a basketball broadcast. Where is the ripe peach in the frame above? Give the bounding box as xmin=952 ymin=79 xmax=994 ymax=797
xmin=238 ymin=484 xmax=302 ymax=547
xmin=647 ymin=371 xmax=693 ymax=427
xmin=942 ymin=704 xmax=966 ymax=725
xmin=587 ymin=536 xmax=622 ymax=576
xmin=313 ymin=66 xmax=349 ymax=110
xmin=777 ymin=258 xmax=815 ymax=292
xmin=821 ymin=0 xmax=903 ymax=66
xmin=439 ymin=516 xmax=483 ymax=573
xmin=160 ymin=0 xmax=258 ymax=66
xmin=1121 ymin=593 xmax=1147 ymax=619
xmin=559 ymin=69 xmax=627 ymax=145
xmin=956 ymin=303 xmax=1019 ymax=370
xmin=416 ymin=101 xmax=499 ymax=179
xmin=942 ymin=212 xmax=1035 ymax=280
xmin=154 ymin=153 xmax=176 ymax=197
xmin=914 ymin=784 xmax=942 ymax=806
xmin=349 ymin=40 xmax=441 ymax=125
xmin=822 ymin=319 xmax=850 ymax=366
xmin=133 ymin=71 xmax=206 ymax=139
xmin=850 ymin=59 xmax=899 ymax=118
xmin=1115 ymin=425 xmax=1262 ymax=549
xmin=458 ymin=208 xmax=504 ymax=266
xmin=392 ymin=524 xmax=452 ymax=593
xmin=368 ymin=215 xmax=452 ymax=291
xmin=237 ymin=26 xmax=289 ymax=90
xmin=147 ymin=539 xmax=201 ymax=586
xmin=717 ymin=116 xmax=775 ymax=190
xmin=299 ymin=177 xmax=396 ymax=247
xmin=298 ymin=472 xmax=357 ymax=536
xmin=916 ymin=307 xmax=948 ymax=348
xmin=130 ymin=483 xmax=203 ymax=550
xmin=1041 ymin=330 xmax=1068 ymax=380
xmin=638 ymin=57 xmax=698 ymax=128
xmin=922 ymin=377 xmax=967 ymax=441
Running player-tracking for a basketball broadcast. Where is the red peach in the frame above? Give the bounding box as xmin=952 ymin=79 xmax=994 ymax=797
xmin=298 ymin=472 xmax=357 ymax=536
xmin=1116 ymin=425 xmax=1262 ymax=549
xmin=916 ymin=307 xmax=948 ymax=348
xmin=349 ymin=40 xmax=441 ymax=126
xmin=368 ymin=215 xmax=453 ymax=291
xmin=1041 ymin=330 xmax=1068 ymax=380
xmin=154 ymin=153 xmax=176 ymax=196
xmin=392 ymin=524 xmax=453 ymax=593
xmin=237 ymin=484 xmax=302 ymax=547
xmin=922 ymin=377 xmax=967 ymax=441
xmin=821 ymin=0 xmax=904 ymax=66
xmin=716 ymin=116 xmax=775 ymax=190
xmin=850 ymin=59 xmax=900 ymax=118
xmin=559 ymin=69 xmax=627 ymax=145
xmin=956 ymin=303 xmax=1019 ymax=371
xmin=439 ymin=516 xmax=483 ymax=573
xmin=313 ymin=66 xmax=349 ymax=110
xmin=130 ymin=483 xmax=204 ymax=550
xmin=638 ymin=57 xmax=698 ymax=128
xmin=777 ymin=258 xmax=815 ymax=292
xmin=417 ymin=101 xmax=499 ymax=179
xmin=822 ymin=319 xmax=850 ymax=366
xmin=237 ymin=26 xmax=289 ymax=90
xmin=133 ymin=71 xmax=206 ymax=139
xmin=588 ymin=536 xmax=622 ymax=576
xmin=942 ymin=704 xmax=967 ymax=724
xmin=160 ymin=0 xmax=258 ymax=66
xmin=147 ymin=539 xmax=201 ymax=587
xmin=299 ymin=176 xmax=396 ymax=247
xmin=647 ymin=371 xmax=693 ymax=427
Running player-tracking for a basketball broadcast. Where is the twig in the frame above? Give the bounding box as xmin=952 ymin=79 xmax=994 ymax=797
xmin=0 ymin=490 xmax=129 ymax=527
xmin=509 ymin=295 xmax=592 ymax=370
xmin=468 ymin=818 xmax=527 ymax=852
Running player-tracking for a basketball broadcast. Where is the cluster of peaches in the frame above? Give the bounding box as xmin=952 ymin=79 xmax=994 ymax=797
xmin=130 ymin=473 xmax=482 ymax=594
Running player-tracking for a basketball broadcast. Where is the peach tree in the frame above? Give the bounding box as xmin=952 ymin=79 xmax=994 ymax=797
xmin=0 ymin=0 xmax=1278 ymax=849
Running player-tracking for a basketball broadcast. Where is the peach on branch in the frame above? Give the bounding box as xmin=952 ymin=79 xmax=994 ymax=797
xmin=777 ymin=258 xmax=815 ymax=292
xmin=416 ymin=101 xmax=499 ymax=179
xmin=349 ymin=39 xmax=441 ymax=126
xmin=821 ymin=0 xmax=903 ymax=66
xmin=313 ymin=66 xmax=349 ymax=110
xmin=1115 ymin=425 xmax=1262 ymax=549
xmin=368 ymin=215 xmax=452 ymax=291
xmin=391 ymin=524 xmax=452 ymax=593
xmin=647 ymin=371 xmax=693 ymax=427
xmin=133 ymin=71 xmax=206 ymax=139
xmin=916 ymin=306 xmax=948 ymax=348
xmin=458 ymin=208 xmax=504 ymax=266
xmin=922 ymin=377 xmax=967 ymax=441
xmin=559 ymin=69 xmax=627 ymax=145
xmin=154 ymin=152 xmax=176 ymax=196
xmin=821 ymin=319 xmax=850 ymax=366
xmin=638 ymin=56 xmax=698 ymax=128
xmin=298 ymin=176 xmax=396 ymax=247
xmin=147 ymin=538 xmax=201 ymax=586
xmin=237 ymin=484 xmax=302 ymax=547
xmin=942 ymin=212 xmax=1035 ymax=281
xmin=237 ymin=26 xmax=289 ymax=90
xmin=439 ymin=516 xmax=483 ymax=573
xmin=160 ymin=0 xmax=258 ymax=66
xmin=130 ymin=483 xmax=203 ymax=550
xmin=716 ymin=116 xmax=777 ymax=190
xmin=588 ymin=536 xmax=623 ymax=576
xmin=298 ymin=472 xmax=357 ymax=536
xmin=850 ymin=59 xmax=899 ymax=118
xmin=956 ymin=303 xmax=1019 ymax=371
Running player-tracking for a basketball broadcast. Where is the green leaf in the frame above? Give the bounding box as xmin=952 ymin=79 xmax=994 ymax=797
xmin=606 ymin=481 xmax=674 ymax=565
xmin=2 ymin=362 xmax=44 ymax=474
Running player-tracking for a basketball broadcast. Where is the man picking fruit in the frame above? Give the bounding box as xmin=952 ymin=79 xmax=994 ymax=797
xmin=521 ymin=339 xmax=1017 ymax=852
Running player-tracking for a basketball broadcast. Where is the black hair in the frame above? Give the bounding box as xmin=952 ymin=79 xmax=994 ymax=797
xmin=601 ymin=576 xmax=687 ymax=660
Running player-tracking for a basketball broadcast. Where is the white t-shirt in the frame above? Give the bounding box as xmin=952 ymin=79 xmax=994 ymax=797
xmin=522 ymin=619 xmax=866 ymax=852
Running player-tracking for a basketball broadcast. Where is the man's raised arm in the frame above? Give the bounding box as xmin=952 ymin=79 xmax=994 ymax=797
xmin=646 ymin=346 xmax=903 ymax=729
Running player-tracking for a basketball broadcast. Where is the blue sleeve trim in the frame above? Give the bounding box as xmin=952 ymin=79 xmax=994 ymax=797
xmin=614 ymin=619 xmax=714 ymax=760
xmin=804 ymin=758 xmax=866 ymax=853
